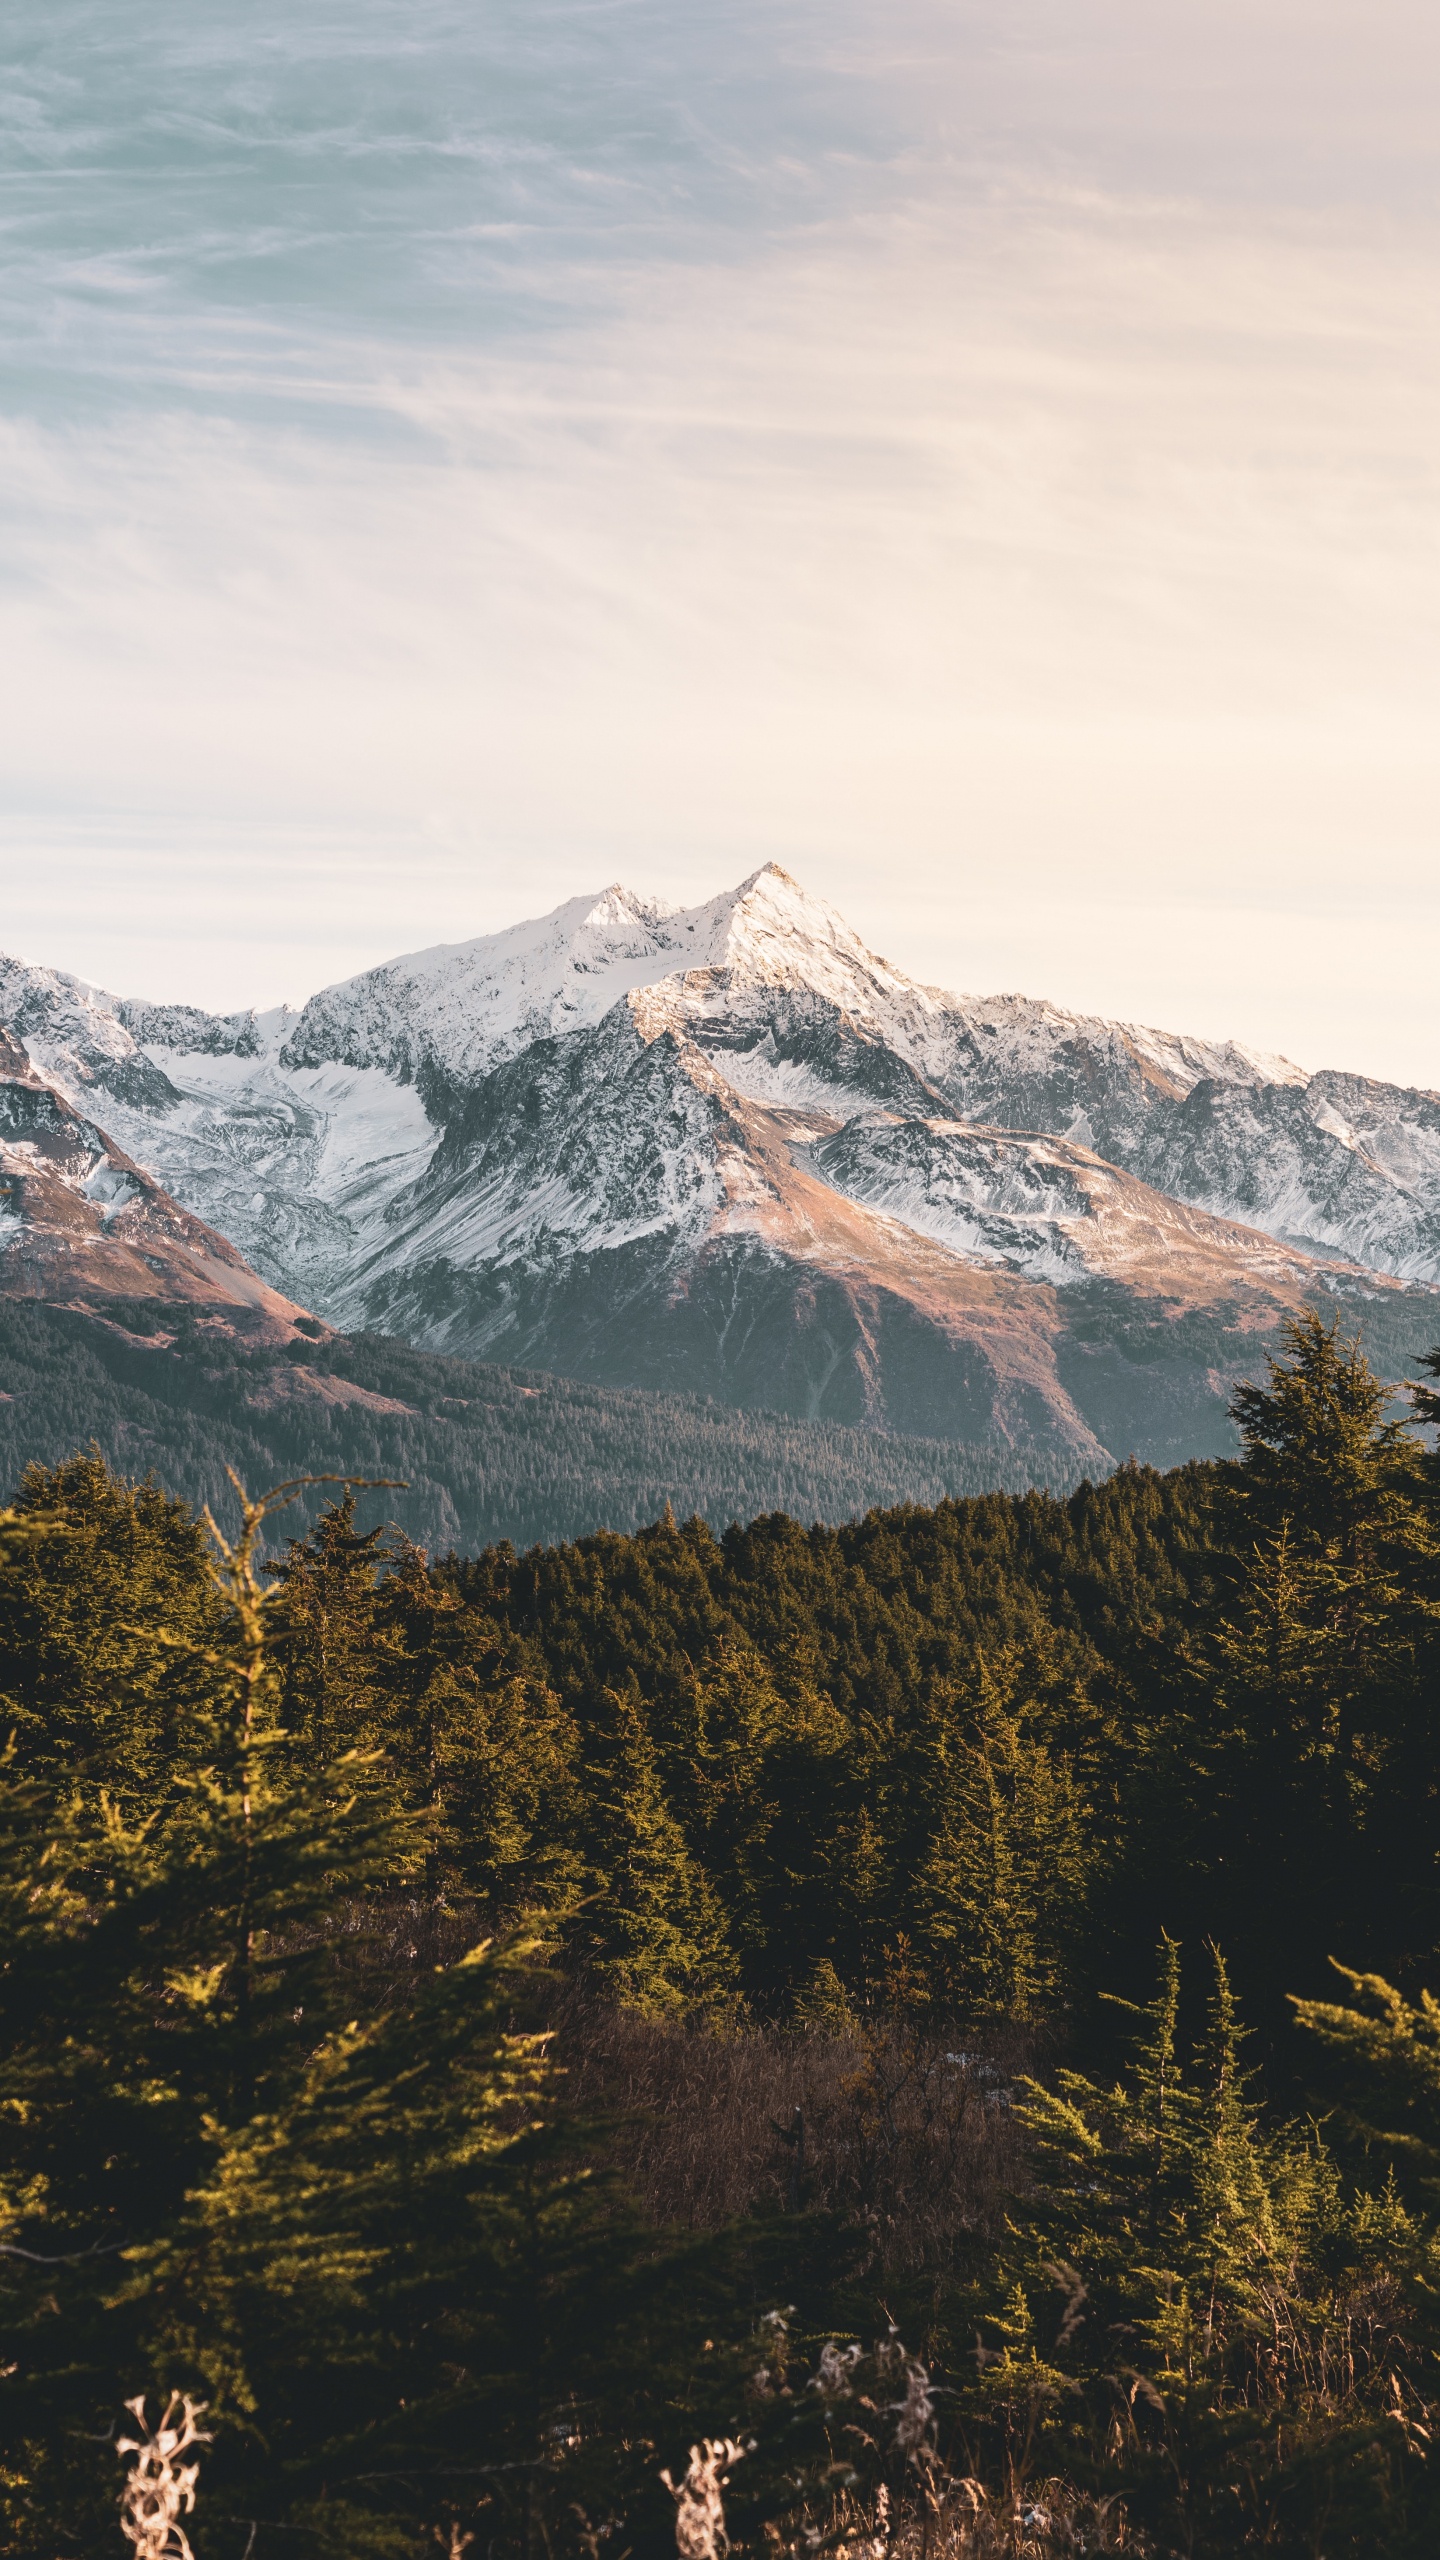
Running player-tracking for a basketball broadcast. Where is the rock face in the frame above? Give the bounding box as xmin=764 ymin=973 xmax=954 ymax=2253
xmin=2 ymin=866 xmax=1437 ymax=1476
xmin=0 ymin=1023 xmax=312 ymax=1343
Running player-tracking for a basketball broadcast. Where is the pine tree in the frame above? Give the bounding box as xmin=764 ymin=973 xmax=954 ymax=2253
xmin=1229 ymin=1313 xmax=1413 ymax=1542
xmin=136 ymin=1927 xmax=624 ymax=2556
xmin=374 ymin=1538 xmax=584 ymax=1918
xmin=0 ymin=1478 xmax=421 ymax=2555
xmin=683 ymin=1643 xmax=787 ymax=1977
xmin=1293 ymin=1962 xmax=1440 ymax=2193
xmin=970 ymin=1939 xmax=1402 ymax=2552
xmin=0 ymin=1452 xmax=219 ymax=1801
xmin=0 ymin=1480 xmax=763 ymax=2555
xmin=271 ymin=1490 xmax=394 ymax=1763
xmin=913 ymin=1658 xmax=1093 ymax=2019
xmin=577 ymin=1687 xmax=739 ymax=2016
xmin=1165 ymin=1315 xmax=1440 ymax=2020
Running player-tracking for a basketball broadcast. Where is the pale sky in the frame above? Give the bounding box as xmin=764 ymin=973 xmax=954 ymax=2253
xmin=3 ymin=2 xmax=1439 ymax=1084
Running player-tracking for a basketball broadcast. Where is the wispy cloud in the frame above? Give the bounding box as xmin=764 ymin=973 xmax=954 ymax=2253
xmin=2 ymin=3 xmax=1439 ymax=1079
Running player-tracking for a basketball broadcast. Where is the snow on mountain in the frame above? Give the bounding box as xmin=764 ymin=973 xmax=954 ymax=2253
xmin=1137 ymin=1069 xmax=1440 ymax=1280
xmin=278 ymin=866 xmax=952 ymax=1100
xmin=809 ymin=1112 xmax=1312 ymax=1294
xmin=0 ymin=957 xmax=434 ymax=1303
xmin=0 ymin=953 xmax=181 ymax=1110
xmin=1 ymin=862 xmax=1437 ymax=1476
xmin=114 ymin=1041 xmax=436 ymax=1306
xmin=0 ymin=1025 xmax=309 ymax=1335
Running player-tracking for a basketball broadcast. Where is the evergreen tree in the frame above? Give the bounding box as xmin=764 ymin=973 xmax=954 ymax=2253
xmin=271 ymin=1489 xmax=394 ymax=1762
xmin=913 ymin=1656 xmax=1093 ymax=2019
xmin=0 ymin=1479 xmax=785 ymax=2555
xmin=374 ymin=1538 xmax=584 ymax=1918
xmin=0 ymin=1452 xmax=219 ymax=1800
xmin=970 ymin=1939 xmax=1409 ymax=2552
xmin=137 ymin=1928 xmax=676 ymax=2557
xmin=577 ymin=1687 xmax=739 ymax=2016
xmin=1293 ymin=1962 xmax=1440 ymax=2195
xmin=1151 ymin=1316 xmax=1440 ymax=2026
xmin=683 ymin=1644 xmax=789 ymax=1980
xmin=0 ymin=1479 xmax=420 ymax=2553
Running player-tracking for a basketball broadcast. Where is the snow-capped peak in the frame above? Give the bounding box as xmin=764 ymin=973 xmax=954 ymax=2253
xmin=671 ymin=863 xmax=932 ymax=1006
xmin=280 ymin=864 xmax=933 ymax=1092
xmin=280 ymin=882 xmax=688 ymax=1089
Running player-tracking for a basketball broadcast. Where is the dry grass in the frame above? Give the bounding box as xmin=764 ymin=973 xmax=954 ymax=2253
xmin=287 ymin=1900 xmax=1034 ymax=2277
xmin=550 ymin=1997 xmax=1035 ymax=2274
xmin=821 ymin=2486 xmax=1150 ymax=2559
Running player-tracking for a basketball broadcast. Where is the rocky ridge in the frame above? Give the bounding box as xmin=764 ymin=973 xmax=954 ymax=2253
xmin=0 ymin=1024 xmax=310 ymax=1341
xmin=2 ymin=868 xmax=1437 ymax=1475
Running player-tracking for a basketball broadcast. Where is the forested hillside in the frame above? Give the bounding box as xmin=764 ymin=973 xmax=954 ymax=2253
xmin=5 ymin=1315 xmax=1440 ymax=2556
xmin=0 ymin=1296 xmax=1060 ymax=1550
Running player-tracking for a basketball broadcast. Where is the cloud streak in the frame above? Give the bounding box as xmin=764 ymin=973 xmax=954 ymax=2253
xmin=2 ymin=2 xmax=1439 ymax=1081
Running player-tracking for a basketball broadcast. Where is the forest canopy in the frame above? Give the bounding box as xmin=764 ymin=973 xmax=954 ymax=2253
xmin=4 ymin=1314 xmax=1440 ymax=2557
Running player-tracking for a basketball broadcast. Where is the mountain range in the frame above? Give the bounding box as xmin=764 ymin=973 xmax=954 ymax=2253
xmin=3 ymin=864 xmax=1438 ymax=1487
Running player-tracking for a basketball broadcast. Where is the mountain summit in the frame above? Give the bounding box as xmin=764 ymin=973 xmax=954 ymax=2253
xmin=2 ymin=870 xmax=1436 ymax=1477
xmin=279 ymin=866 xmax=943 ymax=1099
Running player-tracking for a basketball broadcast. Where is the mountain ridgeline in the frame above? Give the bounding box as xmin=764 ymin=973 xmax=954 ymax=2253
xmin=4 ymin=865 xmax=1439 ymax=1491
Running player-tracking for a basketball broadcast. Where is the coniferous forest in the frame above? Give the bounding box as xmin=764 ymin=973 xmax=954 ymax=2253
xmin=0 ymin=1297 xmax=1060 ymax=1551
xmin=7 ymin=1315 xmax=1440 ymax=2556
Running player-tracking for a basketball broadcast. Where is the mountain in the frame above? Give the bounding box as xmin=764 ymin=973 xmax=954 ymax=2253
xmin=2 ymin=867 xmax=1437 ymax=1481
xmin=0 ymin=1025 xmax=308 ymax=1340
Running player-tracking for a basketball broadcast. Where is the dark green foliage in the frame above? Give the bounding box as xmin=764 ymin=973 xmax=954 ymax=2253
xmin=0 ymin=1297 xmax=1067 ymax=1552
xmin=0 ymin=1482 xmax=424 ymax=2548
xmin=911 ymin=1652 xmax=1094 ymax=2018
xmin=4 ymin=1307 xmax=1440 ymax=2553
xmin=1294 ymin=1964 xmax=1440 ymax=2198
xmin=576 ymin=1686 xmax=740 ymax=2015
xmin=0 ymin=1484 xmax=757 ymax=2558
xmin=0 ymin=1449 xmax=220 ymax=1798
xmin=965 ymin=1939 xmax=1423 ymax=2553
xmin=1129 ymin=1315 xmax=1440 ymax=2048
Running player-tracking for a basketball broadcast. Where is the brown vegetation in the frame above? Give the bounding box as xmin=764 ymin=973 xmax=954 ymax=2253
xmin=554 ymin=1999 xmax=1034 ymax=2274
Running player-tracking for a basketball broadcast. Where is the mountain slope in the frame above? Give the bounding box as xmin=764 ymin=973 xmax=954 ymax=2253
xmin=0 ymin=1027 xmax=309 ymax=1339
xmin=2 ymin=868 xmax=1437 ymax=1483
xmin=338 ymin=1003 xmax=1381 ymax=1471
xmin=0 ymin=1298 xmax=1071 ymax=1552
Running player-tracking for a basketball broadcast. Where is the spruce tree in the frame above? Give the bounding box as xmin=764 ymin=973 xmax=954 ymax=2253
xmin=1164 ymin=1315 xmax=1440 ymax=2024
xmin=137 ymin=1926 xmax=654 ymax=2557
xmin=271 ymin=1489 xmax=394 ymax=1762
xmin=0 ymin=1478 xmax=420 ymax=2554
xmin=375 ymin=1538 xmax=584 ymax=1918
xmin=913 ymin=1658 xmax=1092 ymax=2019
xmin=0 ymin=1479 xmax=762 ymax=2555
xmin=683 ymin=1643 xmax=787 ymax=1979
xmin=971 ymin=1939 xmax=1406 ymax=2552
xmin=0 ymin=1452 xmax=219 ymax=1800
xmin=1293 ymin=1962 xmax=1440 ymax=2193
xmin=577 ymin=1687 xmax=739 ymax=2015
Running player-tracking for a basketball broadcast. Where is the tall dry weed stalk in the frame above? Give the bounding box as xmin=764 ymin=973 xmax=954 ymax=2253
xmin=661 ymin=2437 xmax=750 ymax=2560
xmin=725 ymin=2327 xmax=1137 ymax=2560
xmin=116 ymin=2393 xmax=210 ymax=2560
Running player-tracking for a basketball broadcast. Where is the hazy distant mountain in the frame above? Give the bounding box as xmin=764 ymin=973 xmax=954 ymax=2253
xmin=2 ymin=866 xmax=1436 ymax=1479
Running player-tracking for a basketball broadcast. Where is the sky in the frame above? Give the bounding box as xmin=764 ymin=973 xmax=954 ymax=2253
xmin=3 ymin=0 xmax=1439 ymax=1083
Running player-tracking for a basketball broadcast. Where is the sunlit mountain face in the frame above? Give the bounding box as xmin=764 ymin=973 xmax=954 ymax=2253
xmin=4 ymin=865 xmax=1436 ymax=1479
